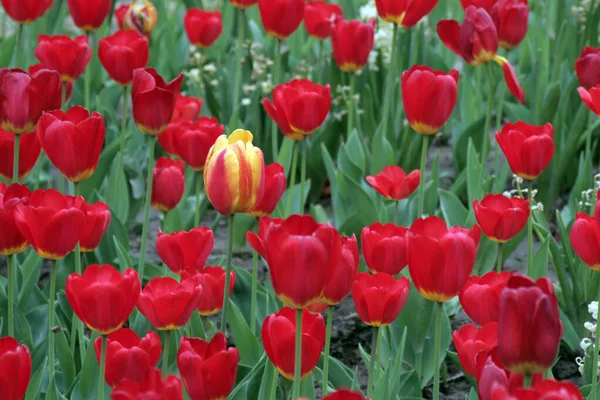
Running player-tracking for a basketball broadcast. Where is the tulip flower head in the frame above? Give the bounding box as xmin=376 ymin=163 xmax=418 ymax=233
xmin=0 ymin=183 xmax=30 ymax=256
xmin=571 ymin=207 xmax=600 ymax=270
xmin=459 ymin=271 xmax=511 ymax=325
xmin=165 ymin=117 xmax=224 ymax=170
xmin=1 ymin=0 xmax=53 ymax=24
xmin=490 ymin=379 xmax=582 ymax=400
xmin=123 ymin=0 xmax=158 ymax=36
xmin=156 ymin=227 xmax=215 ymax=274
xmin=352 ymin=272 xmax=410 ymax=326
xmin=453 ymin=322 xmax=498 ymax=377
xmin=361 ymin=222 xmax=409 ymax=275
xmin=34 ymin=35 xmax=92 ymax=83
xmin=0 ymin=336 xmax=31 ymax=400
xmin=578 ymin=82 xmax=600 ymax=116
xmin=172 ymin=94 xmax=203 ymax=122
xmin=375 ymin=0 xmax=439 ymax=27
xmin=79 ymin=200 xmax=111 ymax=252
xmin=181 ymin=266 xmax=236 ymax=316
xmin=184 ymin=9 xmax=223 ymax=48
xmin=303 ymin=1 xmax=343 ymax=40
xmin=322 ymin=389 xmax=366 ymax=400
xmin=460 ymin=0 xmax=498 ymax=13
xmin=151 ymin=157 xmax=185 ymax=212
xmin=473 ymin=194 xmax=529 ymax=243
xmin=0 ymin=129 xmax=41 ymax=181
xmin=111 ymin=368 xmax=183 ymax=399
xmin=98 ymin=30 xmax=149 ymax=86
xmin=491 ymin=0 xmax=529 ymax=50
xmin=366 ymin=165 xmax=421 ymax=201
xmin=67 ymin=0 xmax=112 ymax=31
xmin=258 ymin=0 xmax=305 ymax=40
xmin=331 ymin=18 xmax=376 ymax=73
xmin=246 ymin=163 xmax=287 ymax=217
xmin=28 ymin=63 xmax=72 ymax=102
xmin=320 ymin=235 xmax=359 ymax=305
xmin=576 ymin=46 xmax=600 ymax=89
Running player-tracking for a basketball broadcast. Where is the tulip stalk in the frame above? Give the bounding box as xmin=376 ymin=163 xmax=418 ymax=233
xmin=220 ymin=214 xmax=235 ymax=333
xmin=417 ymin=136 xmax=430 ymax=218
xmin=232 ymin=9 xmax=245 ymax=124
xmin=300 ymin=138 xmax=308 ymax=211
xmin=162 ymin=330 xmax=171 ymax=375
xmin=524 ymin=373 xmax=532 ymax=389
xmin=7 ymin=256 xmax=15 ymax=337
xmin=317 ymin=40 xmax=325 ymax=84
xmin=138 ymin=136 xmax=157 ymax=285
xmin=194 ymin=172 xmax=203 ymax=227
xmin=347 ymin=74 xmax=357 ymax=137
xmin=367 ymin=326 xmax=381 ymax=398
xmin=70 ymin=181 xmax=86 ymax=364
xmin=322 ymin=306 xmax=333 ymax=395
xmin=84 ymin=32 xmax=93 ymax=110
xmin=380 ymin=24 xmax=399 ymax=139
xmin=496 ymin=243 xmax=503 ymax=273
xmin=285 ymin=141 xmax=299 ymax=216
xmin=14 ymin=24 xmax=23 ymax=67
xmin=98 ymin=335 xmax=107 ymax=400
xmin=432 ymin=302 xmax=444 ymax=400
xmin=113 ymin=85 xmax=130 ymax=206
xmin=291 ymin=308 xmax=303 ymax=399
xmin=271 ymin=39 xmax=282 ymax=161
xmin=526 ymin=180 xmax=533 ymax=277
xmin=394 ymin=201 xmax=399 ymax=224
xmin=480 ymin=63 xmax=495 ymax=169
xmin=49 ymin=260 xmax=58 ymax=380
xmin=250 ymin=250 xmax=259 ymax=334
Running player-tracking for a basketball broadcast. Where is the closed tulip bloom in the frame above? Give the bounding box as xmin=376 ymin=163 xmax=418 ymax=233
xmin=571 ymin=212 xmax=600 ymax=270
xmin=0 ymin=68 xmax=62 ymax=134
xmin=576 ymin=47 xmax=600 ymax=89
xmin=323 ymin=389 xmax=365 ymax=400
xmin=169 ymin=118 xmax=224 ymax=170
xmin=137 ymin=277 xmax=202 ymax=330
xmin=204 ymin=129 xmax=265 ymax=215
xmin=98 ymin=30 xmax=149 ymax=86
xmin=495 ymin=122 xmax=554 ymax=180
xmin=579 ymin=83 xmax=600 ymax=116
xmin=408 ymin=216 xmax=481 ymax=302
xmin=79 ymin=201 xmax=111 ymax=252
xmin=114 ymin=4 xmax=129 ymax=28
xmin=453 ymin=322 xmax=498 ymax=377
xmin=156 ymin=227 xmax=214 ymax=274
xmin=66 ymin=264 xmax=140 ymax=334
xmin=94 ymin=328 xmax=161 ymax=388
xmin=172 ymin=94 xmax=202 ymax=122
xmin=401 ymin=65 xmax=459 ymax=135
xmin=490 ymin=379 xmax=583 ymax=400
xmin=352 ymin=272 xmax=410 ymax=326
xmin=1 ymin=0 xmax=53 ymax=24
xmin=230 ymin=0 xmax=257 ymax=8
xmin=111 ymin=368 xmax=183 ymax=400
xmin=247 ymin=163 xmax=286 ymax=217
xmin=132 ymin=68 xmax=183 ymax=136
xmin=459 ymin=271 xmax=511 ymax=325
xmin=151 ymin=158 xmax=185 ymax=212
xmin=122 ymin=0 xmax=158 ymax=36
xmin=0 ymin=337 xmax=31 ymax=400
xmin=181 ymin=267 xmax=236 ymax=316
xmin=262 ymin=307 xmax=325 ymax=380
xmin=184 ymin=9 xmax=223 ymax=48
xmin=491 ymin=0 xmax=529 ymax=50
xmin=366 ymin=166 xmax=420 ymax=201
xmin=28 ymin=63 xmax=72 ymax=103
xmin=497 ymin=274 xmax=562 ymax=374
xmin=320 ymin=235 xmax=359 ymax=305
xmin=304 ymin=1 xmax=343 ymax=40
xmin=0 ymin=184 xmax=30 ymax=255
xmin=473 ymin=194 xmax=529 ymax=243
xmin=460 ymin=0 xmax=497 ymax=13
xmin=331 ymin=18 xmax=375 ymax=73
xmin=177 ymin=333 xmax=239 ymax=400
xmin=375 ymin=0 xmax=438 ymax=27
xmin=67 ymin=0 xmax=111 ymax=31
xmin=35 ymin=35 xmax=92 ymax=82
xmin=13 ymin=189 xmax=86 ymax=260
xmin=258 ymin=0 xmax=304 ymax=40
xmin=37 ymin=107 xmax=105 ymax=182
xmin=0 ymin=129 xmax=41 ymax=181
xmin=247 ymin=215 xmax=342 ymax=308
xmin=361 ymin=222 xmax=408 ymax=275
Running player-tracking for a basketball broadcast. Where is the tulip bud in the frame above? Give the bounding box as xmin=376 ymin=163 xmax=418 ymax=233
xmin=576 ymin=47 xmax=600 ymax=89
xmin=361 ymin=223 xmax=408 ymax=276
xmin=151 ymin=157 xmax=185 ymax=212
xmin=156 ymin=227 xmax=215 ymax=274
xmin=98 ymin=30 xmax=149 ymax=86
xmin=491 ymin=0 xmax=529 ymax=50
xmin=184 ymin=9 xmax=223 ymax=48
xmin=34 ymin=35 xmax=92 ymax=83
xmin=331 ymin=18 xmax=376 ymax=73
xmin=0 ymin=336 xmax=31 ymax=400
xmin=258 ymin=0 xmax=304 ymax=40
xmin=473 ymin=194 xmax=529 ymax=243
xmin=303 ymin=1 xmax=343 ymax=40
xmin=570 ymin=211 xmax=600 ymax=270
xmin=352 ymin=272 xmax=410 ymax=327
xmin=181 ymin=266 xmax=236 ymax=316
xmin=67 ymin=0 xmax=111 ymax=32
xmin=459 ymin=271 xmax=511 ymax=325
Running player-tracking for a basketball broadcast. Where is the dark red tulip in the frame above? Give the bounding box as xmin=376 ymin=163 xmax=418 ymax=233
xmin=111 ymin=368 xmax=183 ymax=400
xmin=13 ymin=189 xmax=86 ymax=260
xmin=230 ymin=0 xmax=257 ymax=8
xmin=473 ymin=194 xmax=529 ymax=243
xmin=491 ymin=0 xmax=529 ymax=50
xmin=177 ymin=333 xmax=239 ymax=400
xmin=0 ymin=184 xmax=30 ymax=256
xmin=94 ymin=328 xmax=161 ymax=388
xmin=1 ymin=0 xmax=53 ymax=24
xmin=576 ymin=47 xmax=600 ymax=89
xmin=331 ymin=18 xmax=375 ymax=73
xmin=247 ymin=163 xmax=286 ymax=217
xmin=156 ymin=227 xmax=215 ymax=274
xmin=151 ymin=157 xmax=185 ymax=212
xmin=361 ymin=222 xmax=408 ymax=275
xmin=453 ymin=322 xmax=498 ymax=377
xmin=163 ymin=117 xmax=224 ymax=170
xmin=0 ymin=129 xmax=41 ymax=181
xmin=303 ymin=1 xmax=343 ymax=40
xmin=66 ymin=264 xmax=141 ymax=334
xmin=34 ymin=35 xmax=92 ymax=82
xmin=375 ymin=0 xmax=438 ymax=27
xmin=247 ymin=215 xmax=342 ymax=308
xmin=579 ymin=83 xmax=600 ymax=116
xmin=80 ymin=200 xmax=111 ymax=252
xmin=184 ymin=9 xmax=223 ymax=48
xmin=172 ymin=94 xmax=202 ymax=122
xmin=132 ymin=68 xmax=183 ymax=136
xmin=460 ymin=0 xmax=497 ymax=13
xmin=459 ymin=271 xmax=511 ymax=325
xmin=0 ymin=336 xmax=31 ymax=400
xmin=367 ymin=166 xmax=420 ymax=200
xmin=0 ymin=68 xmax=62 ymax=134
xmin=495 ymin=122 xmax=554 ymax=180
xmin=323 ymin=389 xmax=365 ymax=400
xmin=37 ymin=106 xmax=105 ymax=182
xmin=497 ymin=274 xmax=563 ymax=374
xmin=320 ymin=235 xmax=359 ymax=305
xmin=352 ymin=272 xmax=410 ymax=326
xmin=490 ymin=379 xmax=582 ymax=400
xmin=571 ymin=211 xmax=600 ymax=270
xmin=408 ymin=216 xmax=481 ymax=303
xmin=262 ymin=307 xmax=325 ymax=380
xmin=258 ymin=0 xmax=304 ymax=40
xmin=67 ymin=0 xmax=111 ymax=31
xmin=98 ymin=30 xmax=149 ymax=86
xmin=28 ymin=64 xmax=72 ymax=103
xmin=181 ymin=266 xmax=236 ymax=316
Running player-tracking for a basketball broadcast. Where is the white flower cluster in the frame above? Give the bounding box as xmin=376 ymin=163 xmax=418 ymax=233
xmin=576 ymin=301 xmax=600 ymax=375
xmin=579 ymin=188 xmax=598 ymax=210
xmin=358 ymin=0 xmax=394 ymax=71
xmin=572 ymin=0 xmax=599 ymax=29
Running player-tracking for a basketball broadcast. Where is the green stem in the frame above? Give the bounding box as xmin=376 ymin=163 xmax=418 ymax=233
xmin=84 ymin=31 xmax=93 ymax=110
xmin=232 ymin=9 xmax=245 ymax=122
xmin=381 ymin=24 xmax=399 ymax=139
xmin=61 ymin=81 xmax=68 ymax=111
xmin=480 ymin=63 xmax=495 ymax=169
xmin=394 ymin=201 xmax=399 ymax=224
xmin=162 ymin=330 xmax=171 ymax=375
xmin=70 ymin=182 xmax=86 ymax=363
xmin=291 ymin=308 xmax=303 ymax=399
xmin=496 ymin=243 xmax=503 ymax=273
xmin=317 ymin=40 xmax=324 ymax=84
xmin=250 ymin=249 xmax=259 ymax=334
xmin=49 ymin=261 xmax=58 ymax=380
xmin=300 ymin=138 xmax=307 ymax=212
xmin=12 ymin=133 xmax=19 ymax=182
xmin=220 ymin=214 xmax=235 ymax=333
xmin=417 ymin=136 xmax=430 ymax=218
xmin=322 ymin=306 xmax=333 ymax=395
xmin=591 ymin=284 xmax=600 ymax=399
xmin=347 ymin=73 xmax=356 ymax=138
xmin=14 ymin=24 xmax=23 ymax=68
xmin=138 ymin=136 xmax=157 ymax=285
xmin=269 ymin=370 xmax=279 ymax=400
xmin=433 ymin=302 xmax=444 ymax=400
xmin=527 ymin=180 xmax=534 ymax=277
xmin=98 ymin=335 xmax=107 ymax=399
xmin=587 ymin=115 xmax=594 ymax=156
xmin=271 ymin=39 xmax=282 ymax=161
xmin=524 ymin=373 xmax=532 ymax=389
xmin=285 ymin=141 xmax=299 ymax=216
xmin=194 ymin=171 xmax=203 ymax=227
xmin=493 ymin=83 xmax=505 ymax=178
xmin=113 ymin=85 xmax=129 ymax=205
xmin=7 ymin=255 xmax=14 ymax=337
xmin=367 ymin=326 xmax=380 ymax=398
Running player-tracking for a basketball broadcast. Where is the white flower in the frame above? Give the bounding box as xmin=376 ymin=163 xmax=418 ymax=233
xmin=359 ymin=1 xmax=377 ymax=20
xmin=590 ymin=301 xmax=599 ymax=320
xmin=203 ymin=63 xmax=217 ymax=74
xmin=581 ymin=337 xmax=594 ymax=352
xmin=241 ymin=98 xmax=251 ymax=106
xmin=502 ymin=191 xmax=513 ymax=199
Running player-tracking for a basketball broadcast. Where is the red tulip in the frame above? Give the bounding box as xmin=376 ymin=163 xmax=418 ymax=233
xmin=303 ymin=1 xmax=343 ymax=40
xmin=0 ymin=183 xmax=30 ymax=255
xmin=320 ymin=235 xmax=359 ymax=305
xmin=1 ymin=0 xmax=53 ymax=24
xmin=13 ymin=189 xmax=86 ymax=260
xmin=0 ymin=129 xmax=41 ymax=181
xmin=156 ymin=227 xmax=215 ymax=274
xmin=230 ymin=0 xmax=257 ymax=8
xmin=172 ymin=94 xmax=203 ymax=122
xmin=122 ymin=0 xmax=158 ymax=37
xmin=67 ymin=0 xmax=111 ymax=31
xmin=366 ymin=166 xmax=420 ymax=201
xmin=460 ymin=0 xmax=497 ymax=13
xmin=262 ymin=307 xmax=325 ymax=380
xmin=473 ymin=194 xmax=529 ymax=243
xmin=247 ymin=215 xmax=342 ymax=308
xmin=459 ymin=271 xmax=511 ymax=325
xmin=98 ymin=30 xmax=149 ymax=86
xmin=408 ymin=216 xmax=481 ymax=302
xmin=247 ymin=163 xmax=286 ymax=217
xmin=361 ymin=222 xmax=408 ymax=275
xmin=111 ymin=368 xmax=183 ymax=400
xmin=258 ymin=0 xmax=304 ymax=40
xmin=137 ymin=277 xmax=202 ymax=330
xmin=94 ymin=328 xmax=161 ymax=388
xmin=28 ymin=64 xmax=72 ymax=103
xmin=401 ymin=65 xmax=459 ymax=135
xmin=163 ymin=117 xmax=224 ymax=170
xmin=495 ymin=122 xmax=554 ymax=180
xmin=181 ymin=266 xmax=236 ymax=316
xmin=323 ymin=389 xmax=365 ymax=400
xmin=80 ymin=201 xmax=111 ymax=252
xmin=494 ymin=56 xmax=526 ymax=104
xmin=331 ymin=18 xmax=375 ymax=73
xmin=579 ymin=83 xmax=600 ymax=116
xmin=491 ymin=0 xmax=529 ymax=50
xmin=497 ymin=274 xmax=563 ymax=374
xmin=0 ymin=68 xmax=62 ymax=134
xmin=34 ymin=35 xmax=92 ymax=82
xmin=37 ymin=106 xmax=105 ymax=182
xmin=263 ymin=79 xmax=331 ymax=140
xmin=571 ymin=211 xmax=600 ymax=270
xmin=132 ymin=68 xmax=183 ymax=136
xmin=0 ymin=336 xmax=31 ymax=400
xmin=151 ymin=157 xmax=185 ymax=212
xmin=490 ymin=379 xmax=582 ymax=400
xmin=184 ymin=9 xmax=223 ymax=48
xmin=352 ymin=272 xmax=410 ymax=326
xmin=576 ymin=47 xmax=600 ymax=89
xmin=453 ymin=322 xmax=498 ymax=377
xmin=375 ymin=0 xmax=439 ymax=27
xmin=114 ymin=4 xmax=129 ymax=28
xmin=177 ymin=333 xmax=239 ymax=400
xmin=66 ymin=264 xmax=140 ymax=334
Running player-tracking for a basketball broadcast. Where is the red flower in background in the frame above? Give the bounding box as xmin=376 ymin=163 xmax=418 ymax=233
xmin=453 ymin=322 xmax=498 ymax=377
xmin=323 ymin=389 xmax=365 ymax=400
xmin=491 ymin=379 xmax=582 ymax=400
xmin=79 ymin=201 xmax=111 ymax=252
xmin=258 ymin=0 xmax=304 ymax=40
xmin=473 ymin=194 xmax=529 ymax=243
xmin=99 ymin=30 xmax=149 ymax=86
xmin=304 ymin=1 xmax=343 ymax=40
xmin=331 ymin=18 xmax=375 ymax=73
xmin=352 ymin=272 xmax=410 ymax=326
xmin=66 ymin=264 xmax=140 ymax=334
xmin=0 ymin=336 xmax=31 ymax=400
xmin=375 ymin=0 xmax=439 ymax=27
xmin=111 ymin=368 xmax=183 ymax=400
xmin=0 ymin=184 xmax=30 ymax=255
xmin=151 ymin=157 xmax=185 ymax=212
xmin=571 ymin=210 xmax=600 ymax=270
xmin=459 ymin=271 xmax=511 ymax=325
xmin=34 ymin=35 xmax=92 ymax=82
xmin=361 ymin=223 xmax=408 ymax=275
xmin=29 ymin=64 xmax=72 ymax=103
xmin=460 ymin=0 xmax=497 ymax=13
xmin=247 ymin=163 xmax=286 ymax=217
xmin=367 ymin=166 xmax=420 ymax=201
xmin=94 ymin=328 xmax=161 ymax=388
xmin=177 ymin=333 xmax=239 ymax=400
xmin=262 ymin=307 xmax=325 ymax=380
xmin=576 ymin=47 xmax=600 ymax=89
xmin=230 ymin=0 xmax=257 ymax=8
xmin=67 ymin=0 xmax=111 ymax=31
xmin=115 ymin=4 xmax=129 ymax=28
xmin=1 ymin=0 xmax=53 ymax=24
xmin=491 ymin=0 xmax=529 ymax=50
xmin=184 ymin=9 xmax=223 ymax=48
xmin=495 ymin=122 xmax=554 ymax=180
xmin=156 ymin=227 xmax=214 ymax=274
xmin=172 ymin=94 xmax=203 ymax=121
xmin=320 ymin=235 xmax=359 ymax=305
xmin=579 ymin=83 xmax=600 ymax=116
xmin=167 ymin=117 xmax=224 ymax=170
xmin=181 ymin=266 xmax=236 ymax=316
xmin=0 ymin=129 xmax=41 ymax=181
xmin=37 ymin=107 xmax=105 ymax=182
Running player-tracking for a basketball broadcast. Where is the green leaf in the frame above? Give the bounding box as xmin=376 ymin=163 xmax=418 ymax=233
xmin=55 ymin=331 xmax=76 ymax=390
xmin=371 ymin=127 xmax=395 ymax=175
xmin=227 ymin=299 xmax=260 ymax=365
xmin=0 ymin=33 xmax=17 ymax=67
xmin=24 ymin=357 xmax=46 ymax=400
xmin=473 ymin=236 xmax=498 ymax=276
xmin=466 ymin=139 xmax=484 ymax=205
xmin=79 ymin=333 xmax=100 ymax=399
xmin=113 ymin=236 xmax=133 ymax=273
xmin=438 ymin=189 xmax=468 ymax=226
xmin=105 ymin=161 xmax=130 ymax=224
xmin=257 ymin=356 xmax=279 ymax=399
xmin=531 ymin=236 xmax=550 ymax=279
